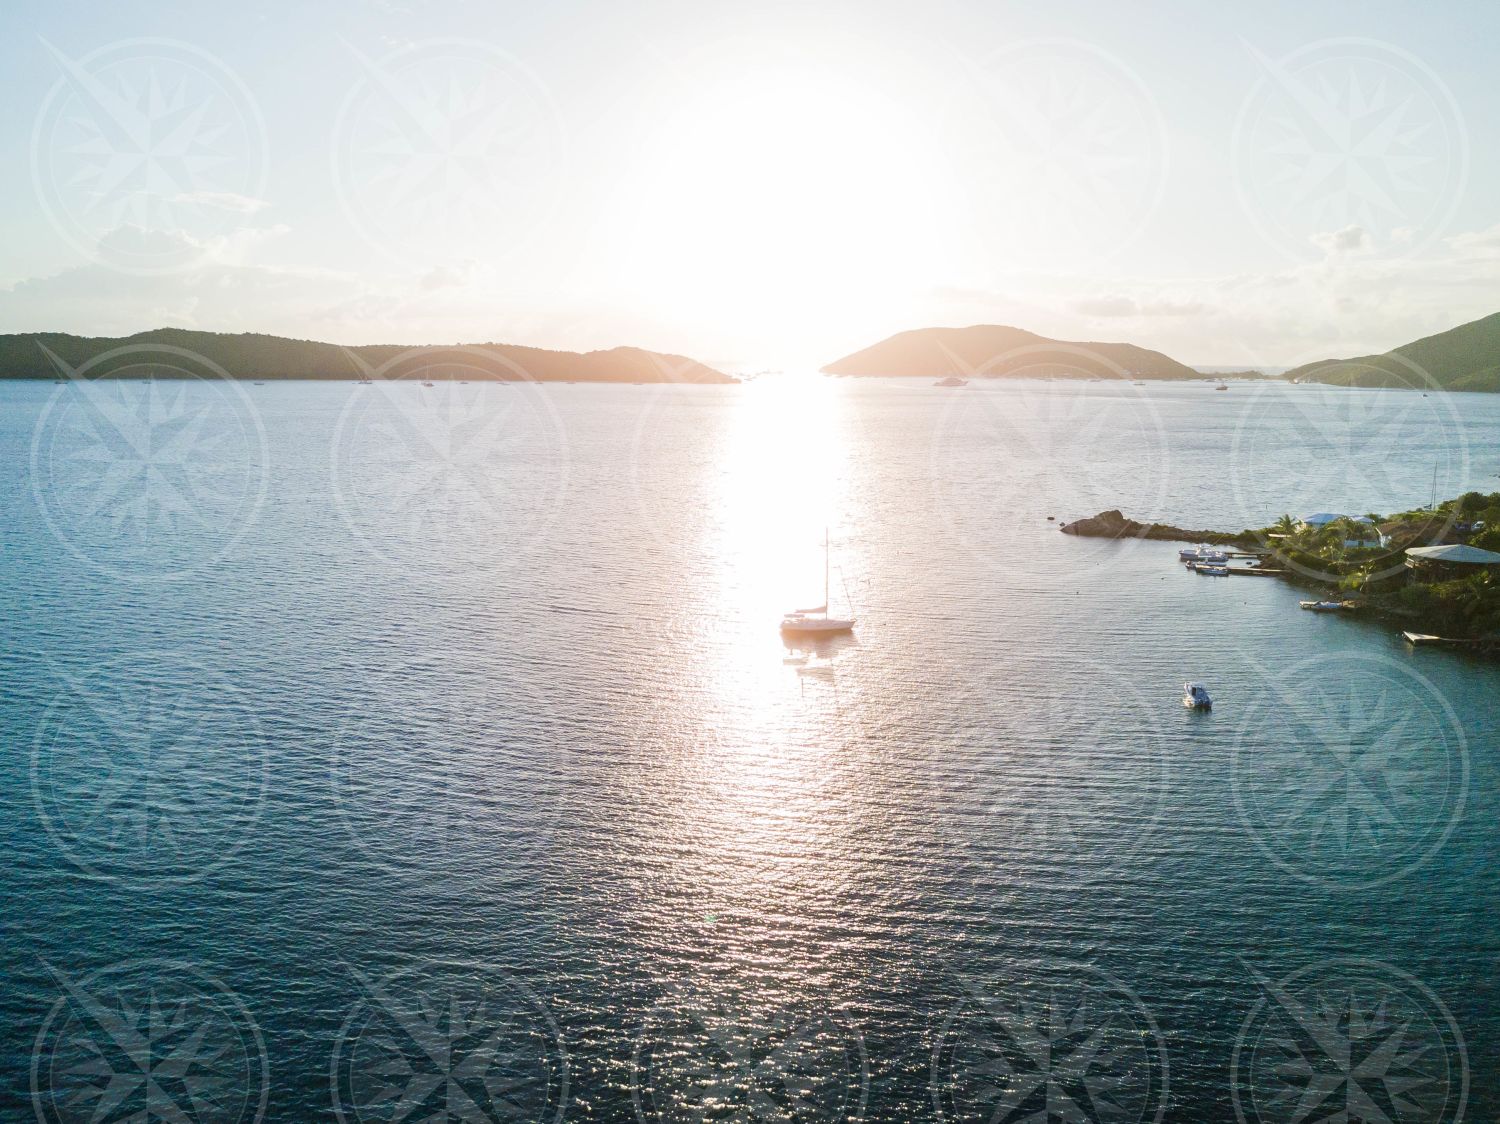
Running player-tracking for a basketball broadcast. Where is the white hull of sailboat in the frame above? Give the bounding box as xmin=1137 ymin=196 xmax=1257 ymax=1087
xmin=780 ymin=615 xmax=855 ymax=635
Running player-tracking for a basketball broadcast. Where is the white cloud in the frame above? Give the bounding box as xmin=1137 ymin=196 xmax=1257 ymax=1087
xmin=170 ymin=192 xmax=271 ymax=215
xmin=419 ymin=260 xmax=490 ymax=291
xmin=1446 ymin=222 xmax=1500 ymax=258
xmin=1309 ymin=225 xmax=1372 ymax=256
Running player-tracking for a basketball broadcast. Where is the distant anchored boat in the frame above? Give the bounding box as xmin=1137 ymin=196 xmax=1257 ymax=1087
xmin=933 ymin=376 xmax=968 ymax=387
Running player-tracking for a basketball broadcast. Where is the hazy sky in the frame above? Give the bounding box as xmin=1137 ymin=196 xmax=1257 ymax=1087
xmin=4 ymin=0 xmax=1500 ymax=369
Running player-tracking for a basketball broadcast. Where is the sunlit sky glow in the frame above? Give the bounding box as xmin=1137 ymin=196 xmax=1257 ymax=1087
xmin=4 ymin=0 xmax=1500 ymax=370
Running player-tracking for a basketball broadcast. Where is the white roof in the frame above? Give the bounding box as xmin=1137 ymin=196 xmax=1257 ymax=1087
xmin=1301 ymin=512 xmax=1374 ymax=525
xmin=1406 ymin=544 xmax=1500 ymax=564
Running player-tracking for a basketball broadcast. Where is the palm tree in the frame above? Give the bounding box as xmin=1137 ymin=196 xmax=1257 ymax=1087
xmin=1342 ymin=562 xmax=1375 ymax=595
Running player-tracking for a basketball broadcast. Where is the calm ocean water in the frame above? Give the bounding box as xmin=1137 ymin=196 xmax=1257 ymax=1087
xmin=3 ymin=374 xmax=1497 ymax=1121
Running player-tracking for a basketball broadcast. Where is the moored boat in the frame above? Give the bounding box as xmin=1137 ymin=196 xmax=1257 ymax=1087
xmin=781 ymin=529 xmax=856 ymax=636
xmin=1183 ymin=682 xmax=1212 ymax=709
xmin=1180 ymin=544 xmax=1228 ymax=564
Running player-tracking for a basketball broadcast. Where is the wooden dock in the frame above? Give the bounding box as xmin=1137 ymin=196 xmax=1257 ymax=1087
xmin=1402 ymin=631 xmax=1479 ymax=648
xmin=1227 ymin=565 xmax=1285 ymax=576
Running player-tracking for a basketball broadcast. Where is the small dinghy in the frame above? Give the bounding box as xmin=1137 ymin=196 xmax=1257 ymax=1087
xmin=1183 ymin=682 xmax=1213 ymax=709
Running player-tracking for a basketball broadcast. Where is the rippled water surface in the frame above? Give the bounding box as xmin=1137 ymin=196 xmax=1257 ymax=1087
xmin=3 ymin=375 xmax=1498 ymax=1121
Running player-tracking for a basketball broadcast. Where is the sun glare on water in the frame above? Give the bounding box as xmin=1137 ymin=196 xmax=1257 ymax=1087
xmin=712 ymin=373 xmax=847 ymax=633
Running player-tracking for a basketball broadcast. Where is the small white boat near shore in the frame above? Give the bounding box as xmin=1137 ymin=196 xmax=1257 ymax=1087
xmin=1300 ymin=600 xmax=1351 ymax=612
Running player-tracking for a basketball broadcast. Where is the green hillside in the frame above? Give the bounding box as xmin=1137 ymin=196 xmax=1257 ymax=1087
xmin=1284 ymin=311 xmax=1500 ymax=392
xmin=821 ymin=324 xmax=1201 ymax=380
xmin=0 ymin=328 xmax=736 ymax=383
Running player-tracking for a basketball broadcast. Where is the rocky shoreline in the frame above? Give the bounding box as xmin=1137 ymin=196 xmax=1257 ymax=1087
xmin=1058 ymin=509 xmax=1251 ymax=546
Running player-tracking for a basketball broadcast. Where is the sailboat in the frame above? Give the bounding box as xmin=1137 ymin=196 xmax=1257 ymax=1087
xmin=780 ymin=528 xmax=855 ymax=635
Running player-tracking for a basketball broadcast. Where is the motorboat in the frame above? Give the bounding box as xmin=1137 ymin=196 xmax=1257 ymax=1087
xmin=1181 ymin=544 xmax=1229 ymax=566
xmin=1195 ymin=564 xmax=1230 ymax=576
xmin=1183 ymin=682 xmax=1212 ymax=709
xmin=781 ymin=528 xmax=855 ymax=636
xmin=1179 ymin=544 xmax=1227 ymax=562
xmin=1300 ymin=600 xmax=1347 ymax=612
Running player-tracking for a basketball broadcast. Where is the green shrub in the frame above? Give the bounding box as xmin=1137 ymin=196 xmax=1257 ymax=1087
xmin=1470 ymin=526 xmax=1500 ymax=553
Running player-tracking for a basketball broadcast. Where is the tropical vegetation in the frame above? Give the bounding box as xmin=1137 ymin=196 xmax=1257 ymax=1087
xmin=1253 ymin=492 xmax=1500 ymax=639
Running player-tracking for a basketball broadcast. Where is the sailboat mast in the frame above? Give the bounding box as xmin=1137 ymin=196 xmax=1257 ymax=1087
xmin=824 ymin=526 xmax=830 ymax=618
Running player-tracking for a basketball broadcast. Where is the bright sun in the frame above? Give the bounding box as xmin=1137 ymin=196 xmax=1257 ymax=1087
xmin=606 ymin=64 xmax=959 ymax=364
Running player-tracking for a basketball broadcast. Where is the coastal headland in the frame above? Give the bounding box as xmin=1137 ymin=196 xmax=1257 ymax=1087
xmin=1063 ymin=497 xmax=1500 ymax=645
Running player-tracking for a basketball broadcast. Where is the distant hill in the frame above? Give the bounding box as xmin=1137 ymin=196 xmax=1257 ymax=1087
xmin=0 ymin=328 xmax=737 ymax=383
xmin=821 ymin=325 xmax=1201 ymax=380
xmin=1284 ymin=312 xmax=1500 ymax=393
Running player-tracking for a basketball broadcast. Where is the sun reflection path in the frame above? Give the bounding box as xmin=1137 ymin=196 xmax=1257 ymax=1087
xmin=664 ymin=370 xmax=868 ymax=905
